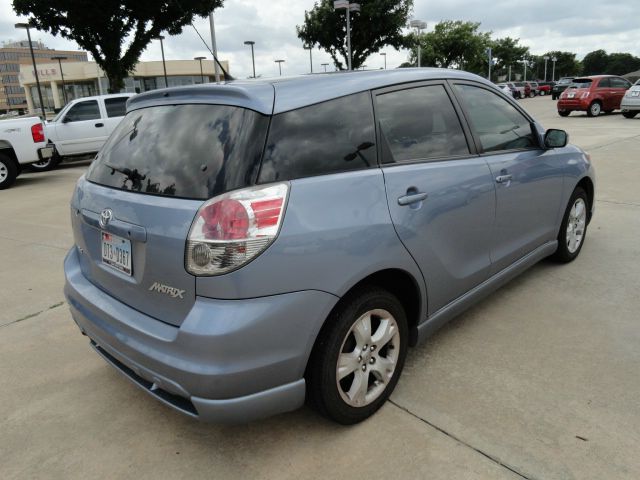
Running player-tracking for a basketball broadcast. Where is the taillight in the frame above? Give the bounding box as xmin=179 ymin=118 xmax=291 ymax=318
xmin=186 ymin=183 xmax=289 ymax=275
xmin=31 ymin=123 xmax=45 ymax=143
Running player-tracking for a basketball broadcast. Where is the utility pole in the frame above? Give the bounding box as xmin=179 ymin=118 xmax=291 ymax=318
xmin=209 ymin=12 xmax=221 ymax=83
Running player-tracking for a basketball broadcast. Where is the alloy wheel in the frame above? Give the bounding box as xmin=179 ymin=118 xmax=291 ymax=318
xmin=0 ymin=162 xmax=7 ymax=183
xmin=566 ymin=198 xmax=587 ymax=254
xmin=336 ymin=309 xmax=400 ymax=408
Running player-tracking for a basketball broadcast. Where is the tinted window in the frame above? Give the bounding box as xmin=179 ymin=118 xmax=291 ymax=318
xmin=610 ymin=77 xmax=631 ymax=89
xmin=454 ymin=84 xmax=537 ymax=153
xmin=597 ymin=78 xmax=611 ymax=88
xmin=104 ymin=97 xmax=129 ymax=118
xmin=376 ymin=85 xmax=469 ymax=163
xmin=87 ymin=105 xmax=268 ymax=200
xmin=65 ymin=100 xmax=100 ymax=122
xmin=259 ymin=92 xmax=375 ymax=182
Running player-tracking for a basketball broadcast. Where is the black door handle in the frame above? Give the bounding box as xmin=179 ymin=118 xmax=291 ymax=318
xmin=95 ymin=123 xmax=104 ymax=128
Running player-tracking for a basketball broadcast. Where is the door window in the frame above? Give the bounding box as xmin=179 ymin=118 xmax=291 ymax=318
xmin=454 ymin=84 xmax=537 ymax=153
xmin=64 ymin=100 xmax=100 ymax=122
xmin=610 ymin=77 xmax=631 ymax=89
xmin=104 ymin=97 xmax=129 ymax=117
xmin=597 ymin=78 xmax=611 ymax=88
xmin=375 ymin=85 xmax=470 ymax=163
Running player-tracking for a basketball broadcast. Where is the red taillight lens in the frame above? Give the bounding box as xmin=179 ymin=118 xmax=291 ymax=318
xmin=186 ymin=183 xmax=289 ymax=276
xmin=31 ymin=123 xmax=45 ymax=143
xmin=200 ymin=199 xmax=250 ymax=240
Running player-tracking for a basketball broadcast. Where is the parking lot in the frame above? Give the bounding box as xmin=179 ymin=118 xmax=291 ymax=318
xmin=1 ymin=96 xmax=639 ymax=479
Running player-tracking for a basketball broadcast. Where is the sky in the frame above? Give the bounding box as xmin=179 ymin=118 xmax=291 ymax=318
xmin=2 ymin=0 xmax=640 ymax=79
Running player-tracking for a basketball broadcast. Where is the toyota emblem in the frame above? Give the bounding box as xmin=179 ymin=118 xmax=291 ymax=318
xmin=99 ymin=209 xmax=113 ymax=228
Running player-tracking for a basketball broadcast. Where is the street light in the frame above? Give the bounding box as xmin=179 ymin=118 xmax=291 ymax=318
xmin=243 ymin=41 xmax=256 ymax=78
xmin=520 ymin=58 xmax=528 ymax=82
xmin=543 ymin=55 xmax=550 ymax=82
xmin=380 ymin=52 xmax=387 ymax=70
xmin=486 ymin=47 xmax=492 ymax=81
xmin=551 ymin=57 xmax=558 ymax=82
xmin=275 ymin=59 xmax=285 ymax=76
xmin=194 ymin=56 xmax=206 ymax=83
xmin=333 ymin=1 xmax=360 ymax=71
xmin=409 ymin=20 xmax=427 ymax=68
xmin=153 ymin=35 xmax=168 ymax=88
xmin=15 ymin=22 xmax=46 ymax=119
xmin=304 ymin=44 xmax=313 ymax=73
xmin=321 ymin=63 xmax=329 ymax=72
xmin=50 ymin=56 xmax=68 ymax=105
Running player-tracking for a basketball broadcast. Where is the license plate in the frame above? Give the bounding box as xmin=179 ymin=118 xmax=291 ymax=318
xmin=101 ymin=232 xmax=132 ymax=276
xmin=632 ymin=91 xmax=640 ymax=97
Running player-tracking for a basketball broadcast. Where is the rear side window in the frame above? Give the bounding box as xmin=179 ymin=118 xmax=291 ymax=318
xmin=65 ymin=100 xmax=100 ymax=122
xmin=258 ymin=92 xmax=375 ymax=182
xmin=87 ymin=104 xmax=268 ymax=200
xmin=611 ymin=77 xmax=631 ymax=89
xmin=454 ymin=84 xmax=537 ymax=153
xmin=104 ymin=97 xmax=129 ymax=118
xmin=375 ymin=85 xmax=470 ymax=163
xmin=597 ymin=78 xmax=611 ymax=88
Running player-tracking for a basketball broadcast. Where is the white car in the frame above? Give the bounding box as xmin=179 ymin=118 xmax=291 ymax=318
xmin=621 ymin=79 xmax=640 ymax=119
xmin=0 ymin=116 xmax=52 ymax=189
xmin=40 ymin=93 xmax=134 ymax=170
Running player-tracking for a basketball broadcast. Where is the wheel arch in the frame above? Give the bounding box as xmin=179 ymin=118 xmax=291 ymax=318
xmin=576 ymin=176 xmax=595 ymax=223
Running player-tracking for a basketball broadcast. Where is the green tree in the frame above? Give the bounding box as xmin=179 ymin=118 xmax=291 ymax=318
xmin=582 ymin=49 xmax=609 ymax=75
xmin=543 ymin=51 xmax=582 ymax=79
xmin=490 ymin=37 xmax=529 ymax=80
xmin=297 ymin=0 xmax=413 ymax=70
xmin=13 ymin=0 xmax=223 ymax=92
xmin=605 ymin=53 xmax=640 ymax=76
xmin=407 ymin=20 xmax=491 ymax=75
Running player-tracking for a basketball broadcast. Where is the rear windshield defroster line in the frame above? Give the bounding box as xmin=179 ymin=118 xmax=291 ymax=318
xmin=86 ymin=104 xmax=269 ymax=200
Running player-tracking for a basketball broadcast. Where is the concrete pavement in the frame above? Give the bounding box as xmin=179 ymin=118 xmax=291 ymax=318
xmin=1 ymin=98 xmax=639 ymax=479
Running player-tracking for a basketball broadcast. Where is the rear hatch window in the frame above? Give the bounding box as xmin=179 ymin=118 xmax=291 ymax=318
xmin=569 ymin=79 xmax=592 ymax=89
xmin=87 ymin=104 xmax=269 ymax=200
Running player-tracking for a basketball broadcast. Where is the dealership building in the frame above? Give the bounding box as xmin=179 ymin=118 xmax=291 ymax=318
xmin=0 ymin=40 xmax=88 ymax=112
xmin=18 ymin=58 xmax=230 ymax=113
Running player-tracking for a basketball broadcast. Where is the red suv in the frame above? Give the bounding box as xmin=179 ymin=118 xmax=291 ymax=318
xmin=557 ymin=75 xmax=632 ymax=117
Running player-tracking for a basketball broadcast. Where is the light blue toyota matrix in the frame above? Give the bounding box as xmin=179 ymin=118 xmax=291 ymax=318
xmin=64 ymin=69 xmax=595 ymax=424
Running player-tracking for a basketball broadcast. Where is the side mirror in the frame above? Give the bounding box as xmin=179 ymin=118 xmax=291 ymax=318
xmin=544 ymin=129 xmax=568 ymax=149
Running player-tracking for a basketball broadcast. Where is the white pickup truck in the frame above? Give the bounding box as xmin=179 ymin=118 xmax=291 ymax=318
xmin=40 ymin=93 xmax=134 ymax=171
xmin=0 ymin=116 xmax=53 ymax=189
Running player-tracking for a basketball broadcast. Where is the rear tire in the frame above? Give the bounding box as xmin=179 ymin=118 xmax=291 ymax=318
xmin=551 ymin=187 xmax=589 ymax=263
xmin=622 ymin=111 xmax=638 ymax=119
xmin=587 ymin=101 xmax=601 ymax=117
xmin=0 ymin=153 xmax=18 ymax=190
xmin=540 ymin=91 xmax=546 ymax=96
xmin=29 ymin=152 xmax=61 ymax=172
xmin=558 ymin=110 xmax=570 ymax=117
xmin=306 ymin=286 xmax=408 ymax=424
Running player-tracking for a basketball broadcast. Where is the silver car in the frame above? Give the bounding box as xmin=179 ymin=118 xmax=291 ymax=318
xmin=621 ymin=79 xmax=640 ymax=118
xmin=64 ymin=69 xmax=595 ymax=424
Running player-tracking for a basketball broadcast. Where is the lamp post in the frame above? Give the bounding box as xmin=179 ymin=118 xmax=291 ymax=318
xmin=50 ymin=55 xmax=68 ymax=105
xmin=243 ymin=41 xmax=256 ymax=78
xmin=194 ymin=56 xmax=206 ymax=83
xmin=551 ymin=57 xmax=558 ymax=82
xmin=304 ymin=44 xmax=313 ymax=73
xmin=321 ymin=63 xmax=329 ymax=72
xmin=333 ymin=1 xmax=360 ymax=71
xmin=380 ymin=52 xmax=387 ymax=70
xmin=410 ymin=20 xmax=427 ymax=68
xmin=209 ymin=12 xmax=221 ymax=83
xmin=521 ymin=59 xmax=528 ymax=82
xmin=275 ymin=59 xmax=285 ymax=76
xmin=486 ymin=47 xmax=492 ymax=81
xmin=154 ymin=35 xmax=168 ymax=88
xmin=508 ymin=65 xmax=512 ymax=82
xmin=14 ymin=22 xmax=46 ymax=119
xmin=543 ymin=55 xmax=550 ymax=82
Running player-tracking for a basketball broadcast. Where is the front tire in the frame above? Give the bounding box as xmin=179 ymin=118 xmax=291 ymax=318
xmin=306 ymin=286 xmax=408 ymax=424
xmin=558 ymin=110 xmax=570 ymax=117
xmin=540 ymin=90 xmax=546 ymax=96
xmin=551 ymin=187 xmax=589 ymax=263
xmin=0 ymin=153 xmax=18 ymax=190
xmin=622 ymin=111 xmax=638 ymax=119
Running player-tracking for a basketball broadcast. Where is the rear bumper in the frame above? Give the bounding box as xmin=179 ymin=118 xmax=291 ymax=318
xmin=621 ymin=98 xmax=640 ymax=111
xmin=557 ymin=99 xmax=589 ymax=111
xmin=64 ymin=247 xmax=339 ymax=423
